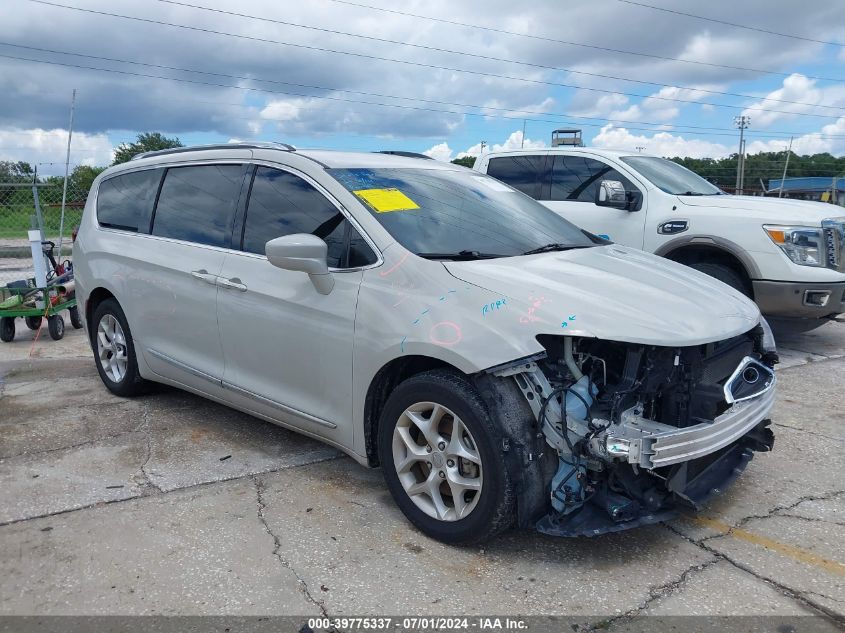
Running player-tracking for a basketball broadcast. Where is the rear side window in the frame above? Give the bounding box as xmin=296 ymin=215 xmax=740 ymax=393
xmin=485 ymin=155 xmax=544 ymax=197
xmin=546 ymin=155 xmax=636 ymax=202
xmin=152 ymin=164 xmax=244 ymax=247
xmin=96 ymin=169 xmax=162 ymax=232
xmin=242 ymin=166 xmax=376 ymax=269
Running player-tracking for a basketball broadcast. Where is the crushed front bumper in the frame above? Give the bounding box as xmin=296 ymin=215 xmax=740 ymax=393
xmin=537 ymin=419 xmax=775 ymax=537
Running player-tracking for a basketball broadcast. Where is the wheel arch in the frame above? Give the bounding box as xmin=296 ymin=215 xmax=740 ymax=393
xmin=363 ymin=355 xmax=462 ymax=467
xmin=656 ymin=237 xmax=759 ymax=297
xmin=85 ymin=286 xmax=117 ymax=341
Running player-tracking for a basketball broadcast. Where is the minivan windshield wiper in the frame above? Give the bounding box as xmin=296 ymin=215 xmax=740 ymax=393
xmin=416 ymin=250 xmax=505 ymax=261
xmin=678 ymin=191 xmax=707 ymax=196
xmin=521 ymin=243 xmax=594 ymax=256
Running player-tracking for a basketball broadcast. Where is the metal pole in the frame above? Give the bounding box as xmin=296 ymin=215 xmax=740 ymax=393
xmin=778 ymin=137 xmax=792 ymax=198
xmin=521 ymin=120 xmax=526 ymax=148
xmin=57 ymin=88 xmax=76 ymax=262
xmin=734 ymin=115 xmax=749 ymax=195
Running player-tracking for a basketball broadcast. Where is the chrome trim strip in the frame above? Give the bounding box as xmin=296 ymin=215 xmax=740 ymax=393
xmin=221 ymin=381 xmax=338 ymax=429
xmin=147 ymin=348 xmax=222 ymax=386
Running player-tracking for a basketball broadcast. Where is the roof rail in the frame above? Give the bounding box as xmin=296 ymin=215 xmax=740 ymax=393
xmin=376 ymin=151 xmax=434 ymax=160
xmin=130 ymin=142 xmax=296 ymax=161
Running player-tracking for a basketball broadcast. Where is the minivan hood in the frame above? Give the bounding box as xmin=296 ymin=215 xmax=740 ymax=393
xmin=443 ymin=245 xmax=760 ymax=347
xmin=678 ymin=194 xmax=841 ymax=224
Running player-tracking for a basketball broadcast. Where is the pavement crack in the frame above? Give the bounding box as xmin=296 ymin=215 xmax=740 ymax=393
xmin=732 ymin=490 xmax=845 ymax=531
xmin=1 ymin=429 xmax=141 ymax=461
xmin=252 ymin=475 xmax=328 ymax=617
xmin=772 ymin=421 xmax=844 ymax=442
xmin=138 ymin=403 xmax=162 ymax=494
xmin=662 ymin=522 xmax=845 ymax=624
xmin=595 ymin=558 xmax=720 ymax=628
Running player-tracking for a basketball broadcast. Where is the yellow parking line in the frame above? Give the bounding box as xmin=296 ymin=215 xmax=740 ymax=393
xmin=690 ymin=516 xmax=845 ymax=576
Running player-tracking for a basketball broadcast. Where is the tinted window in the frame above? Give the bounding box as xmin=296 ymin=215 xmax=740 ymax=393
xmin=328 ymin=168 xmax=596 ymax=259
xmin=485 ymin=156 xmax=543 ymax=197
xmin=152 ymin=165 xmax=243 ymax=247
xmin=547 ymin=156 xmax=636 ymax=202
xmin=243 ymin=167 xmax=376 ymax=269
xmin=96 ymin=169 xmax=162 ymax=232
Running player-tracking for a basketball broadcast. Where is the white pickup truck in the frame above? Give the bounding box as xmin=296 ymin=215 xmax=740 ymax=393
xmin=474 ymin=148 xmax=845 ymax=325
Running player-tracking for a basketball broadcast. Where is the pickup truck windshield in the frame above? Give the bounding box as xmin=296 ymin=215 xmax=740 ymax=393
xmin=621 ymin=156 xmax=723 ymax=196
xmin=328 ymin=167 xmax=597 ymax=259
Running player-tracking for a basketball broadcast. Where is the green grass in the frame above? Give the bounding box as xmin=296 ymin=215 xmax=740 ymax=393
xmin=0 ymin=206 xmax=83 ymax=239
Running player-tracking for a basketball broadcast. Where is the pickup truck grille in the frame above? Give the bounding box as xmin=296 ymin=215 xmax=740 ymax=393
xmin=823 ymin=218 xmax=845 ymax=272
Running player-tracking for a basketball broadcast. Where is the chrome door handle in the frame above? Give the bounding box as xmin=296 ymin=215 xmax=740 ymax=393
xmin=217 ymin=277 xmax=247 ymax=292
xmin=191 ymin=269 xmax=218 ymax=285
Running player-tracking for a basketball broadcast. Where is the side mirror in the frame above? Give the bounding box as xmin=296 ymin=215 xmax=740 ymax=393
xmin=265 ymin=234 xmax=334 ymax=295
xmin=595 ymin=180 xmax=629 ymax=210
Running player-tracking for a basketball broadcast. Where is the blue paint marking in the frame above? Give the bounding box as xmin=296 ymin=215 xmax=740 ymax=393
xmin=439 ymin=296 xmax=445 ymax=301
xmin=400 ymin=336 xmax=407 ymax=353
xmin=562 ymin=315 xmax=577 ymax=328
xmin=482 ymin=298 xmax=508 ymax=317
xmin=561 ymin=321 xmax=568 ymax=328
xmin=448 ymin=289 xmax=456 ymax=294
xmin=413 ymin=318 xmax=420 ymax=325
xmin=421 ymin=308 xmax=430 ymax=315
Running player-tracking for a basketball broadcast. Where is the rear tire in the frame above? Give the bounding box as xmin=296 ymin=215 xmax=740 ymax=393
xmin=377 ymin=369 xmax=516 ymax=544
xmin=689 ymin=262 xmax=750 ymax=297
xmin=24 ymin=316 xmax=42 ymax=330
xmin=47 ymin=315 xmax=64 ymax=340
xmin=0 ymin=317 xmax=15 ymax=342
xmin=69 ymin=306 xmax=83 ymax=329
xmin=92 ymin=298 xmax=148 ymax=397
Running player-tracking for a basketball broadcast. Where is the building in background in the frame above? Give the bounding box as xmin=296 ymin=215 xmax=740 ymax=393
xmin=767 ymin=176 xmax=845 ymax=205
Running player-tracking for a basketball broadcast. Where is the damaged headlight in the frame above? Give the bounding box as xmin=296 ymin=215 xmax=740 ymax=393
xmin=764 ymin=225 xmax=826 ymax=267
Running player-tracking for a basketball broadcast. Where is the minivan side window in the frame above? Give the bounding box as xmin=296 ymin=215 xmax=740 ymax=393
xmin=485 ymin=156 xmax=544 ymax=197
xmin=151 ymin=164 xmax=244 ymax=248
xmin=96 ymin=169 xmax=162 ymax=232
xmin=547 ymin=155 xmax=636 ymax=203
xmin=242 ymin=166 xmax=376 ymax=269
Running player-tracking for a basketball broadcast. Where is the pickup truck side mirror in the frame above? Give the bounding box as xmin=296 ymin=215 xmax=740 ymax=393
xmin=265 ymin=233 xmax=335 ymax=295
xmin=595 ymin=180 xmax=629 ymax=210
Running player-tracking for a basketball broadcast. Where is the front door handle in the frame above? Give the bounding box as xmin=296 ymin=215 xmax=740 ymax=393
xmin=217 ymin=277 xmax=248 ymax=292
xmin=191 ymin=269 xmax=218 ymax=285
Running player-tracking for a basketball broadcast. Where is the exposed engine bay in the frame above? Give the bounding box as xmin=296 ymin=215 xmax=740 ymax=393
xmin=493 ymin=323 xmax=778 ymax=536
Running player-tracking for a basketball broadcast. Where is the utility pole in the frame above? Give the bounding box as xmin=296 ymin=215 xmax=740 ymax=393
xmin=778 ymin=136 xmax=793 ymax=198
xmin=734 ymin=115 xmax=750 ymax=195
xmin=521 ymin=120 xmax=526 ymax=148
xmin=479 ymin=140 xmax=487 ymax=155
xmin=57 ymin=88 xmax=76 ymax=259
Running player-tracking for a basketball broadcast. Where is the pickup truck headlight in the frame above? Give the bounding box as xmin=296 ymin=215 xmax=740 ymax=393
xmin=763 ymin=225 xmax=826 ymax=267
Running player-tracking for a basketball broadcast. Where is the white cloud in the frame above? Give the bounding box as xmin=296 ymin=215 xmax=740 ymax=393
xmin=457 ymin=130 xmax=546 ymax=158
xmin=423 ymin=142 xmax=453 ymax=161
xmin=741 ymin=74 xmax=845 ymax=128
xmin=592 ymin=124 xmax=732 ymax=158
xmin=0 ymin=128 xmax=113 ymax=174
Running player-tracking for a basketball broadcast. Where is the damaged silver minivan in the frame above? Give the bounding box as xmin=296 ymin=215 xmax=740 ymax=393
xmin=74 ymin=143 xmax=777 ymax=543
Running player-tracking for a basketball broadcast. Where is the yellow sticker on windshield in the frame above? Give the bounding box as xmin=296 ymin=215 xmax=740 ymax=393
xmin=353 ymin=188 xmax=420 ymax=213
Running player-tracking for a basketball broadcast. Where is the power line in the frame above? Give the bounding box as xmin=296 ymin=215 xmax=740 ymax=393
xmin=24 ymin=0 xmax=845 ymax=120
xmin=317 ymin=0 xmax=845 ymax=83
xmin=5 ymin=41 xmax=842 ymax=141
xmin=153 ymin=0 xmax=845 ymax=113
xmin=6 ymin=48 xmax=845 ymax=144
xmin=617 ymin=0 xmax=845 ymax=48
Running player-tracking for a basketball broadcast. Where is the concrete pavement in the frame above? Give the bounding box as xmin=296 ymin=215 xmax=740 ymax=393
xmin=0 ymin=316 xmax=843 ymax=627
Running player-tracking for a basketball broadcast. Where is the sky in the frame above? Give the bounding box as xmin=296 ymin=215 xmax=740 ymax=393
xmin=3 ymin=0 xmax=845 ymax=174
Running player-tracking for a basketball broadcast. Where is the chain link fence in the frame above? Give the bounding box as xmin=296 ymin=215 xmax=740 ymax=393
xmin=0 ymin=178 xmax=87 ymax=287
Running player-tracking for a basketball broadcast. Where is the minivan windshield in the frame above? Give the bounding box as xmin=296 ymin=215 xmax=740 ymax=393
xmin=328 ymin=167 xmax=598 ymax=259
xmin=621 ymin=156 xmax=723 ymax=196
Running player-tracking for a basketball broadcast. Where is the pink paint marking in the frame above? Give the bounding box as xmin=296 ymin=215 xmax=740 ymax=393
xmin=429 ymin=321 xmax=462 ymax=347
xmin=379 ymin=251 xmax=410 ymax=277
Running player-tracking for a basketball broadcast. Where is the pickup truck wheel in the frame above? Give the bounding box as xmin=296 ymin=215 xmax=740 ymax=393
xmin=689 ymin=262 xmax=750 ymax=297
xmin=378 ymin=369 xmax=516 ymax=544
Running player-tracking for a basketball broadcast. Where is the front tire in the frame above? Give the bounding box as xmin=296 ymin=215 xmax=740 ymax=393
xmin=689 ymin=262 xmax=750 ymax=297
xmin=92 ymin=298 xmax=148 ymax=397
xmin=377 ymin=370 xmax=516 ymax=544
